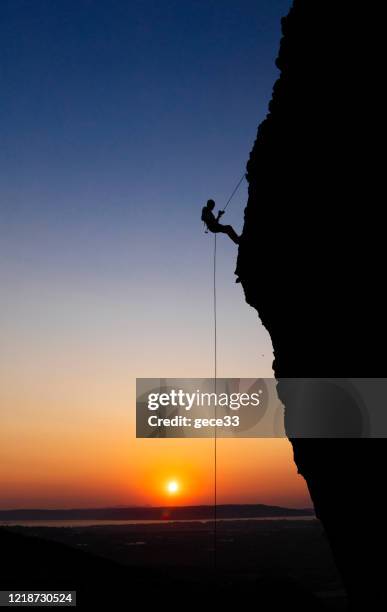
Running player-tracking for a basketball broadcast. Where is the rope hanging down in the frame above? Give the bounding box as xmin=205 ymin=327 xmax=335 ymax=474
xmin=211 ymin=171 xmax=245 ymax=571
xmin=212 ymin=170 xmax=245 ymax=380
xmin=213 ymin=232 xmax=217 ymax=568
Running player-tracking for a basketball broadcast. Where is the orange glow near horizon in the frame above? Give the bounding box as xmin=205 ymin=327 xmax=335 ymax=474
xmin=0 ymin=316 xmax=311 ymax=511
xmin=0 ymin=409 xmax=311 ymax=509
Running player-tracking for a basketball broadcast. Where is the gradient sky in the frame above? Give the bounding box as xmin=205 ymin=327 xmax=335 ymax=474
xmin=0 ymin=0 xmax=311 ymax=509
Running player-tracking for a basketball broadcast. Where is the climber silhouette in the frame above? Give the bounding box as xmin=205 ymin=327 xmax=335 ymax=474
xmin=201 ymin=199 xmax=240 ymax=244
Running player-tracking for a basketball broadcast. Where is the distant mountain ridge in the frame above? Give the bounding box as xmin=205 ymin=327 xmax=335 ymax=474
xmin=0 ymin=504 xmax=314 ymax=521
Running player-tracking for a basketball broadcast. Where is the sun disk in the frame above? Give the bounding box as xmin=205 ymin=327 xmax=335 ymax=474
xmin=167 ymin=480 xmax=179 ymax=494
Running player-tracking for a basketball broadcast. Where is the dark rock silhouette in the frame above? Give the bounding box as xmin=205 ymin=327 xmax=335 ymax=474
xmin=237 ymin=1 xmax=385 ymax=608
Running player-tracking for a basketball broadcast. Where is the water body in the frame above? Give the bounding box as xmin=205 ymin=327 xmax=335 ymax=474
xmin=0 ymin=516 xmax=316 ymax=528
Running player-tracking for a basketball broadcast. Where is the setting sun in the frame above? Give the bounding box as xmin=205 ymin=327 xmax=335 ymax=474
xmin=166 ymin=480 xmax=179 ymax=494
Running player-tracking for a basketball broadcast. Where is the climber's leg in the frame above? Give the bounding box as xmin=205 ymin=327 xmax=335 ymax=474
xmin=218 ymin=224 xmax=240 ymax=244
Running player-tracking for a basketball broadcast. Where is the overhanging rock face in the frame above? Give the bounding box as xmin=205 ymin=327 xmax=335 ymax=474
xmin=237 ymin=1 xmax=386 ymax=607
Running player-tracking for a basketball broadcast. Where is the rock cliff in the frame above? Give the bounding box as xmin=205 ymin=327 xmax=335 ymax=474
xmin=237 ymin=1 xmax=386 ymax=607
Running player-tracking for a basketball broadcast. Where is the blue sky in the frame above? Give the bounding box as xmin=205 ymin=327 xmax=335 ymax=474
xmin=1 ymin=0 xmax=292 ymax=383
xmin=0 ymin=1 xmax=318 ymax=512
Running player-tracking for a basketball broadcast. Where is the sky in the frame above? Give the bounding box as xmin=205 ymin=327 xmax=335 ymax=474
xmin=0 ymin=0 xmax=311 ymax=509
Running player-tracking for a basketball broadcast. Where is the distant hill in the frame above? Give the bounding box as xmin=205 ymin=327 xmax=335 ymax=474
xmin=0 ymin=504 xmax=314 ymax=521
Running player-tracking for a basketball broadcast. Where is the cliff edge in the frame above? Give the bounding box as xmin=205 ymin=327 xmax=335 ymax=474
xmin=237 ymin=1 xmax=386 ymax=608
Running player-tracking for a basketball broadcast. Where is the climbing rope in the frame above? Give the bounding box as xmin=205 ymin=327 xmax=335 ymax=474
xmin=211 ymin=171 xmax=245 ymax=382
xmin=210 ymin=171 xmax=245 ymax=571
xmin=223 ymin=172 xmax=246 ymax=212
xmin=213 ymin=232 xmax=217 ymax=568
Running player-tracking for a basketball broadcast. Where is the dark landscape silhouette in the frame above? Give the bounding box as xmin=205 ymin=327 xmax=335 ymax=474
xmin=1 ymin=518 xmax=344 ymax=611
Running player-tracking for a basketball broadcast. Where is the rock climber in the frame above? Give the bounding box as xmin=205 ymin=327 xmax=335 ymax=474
xmin=201 ymin=199 xmax=240 ymax=244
